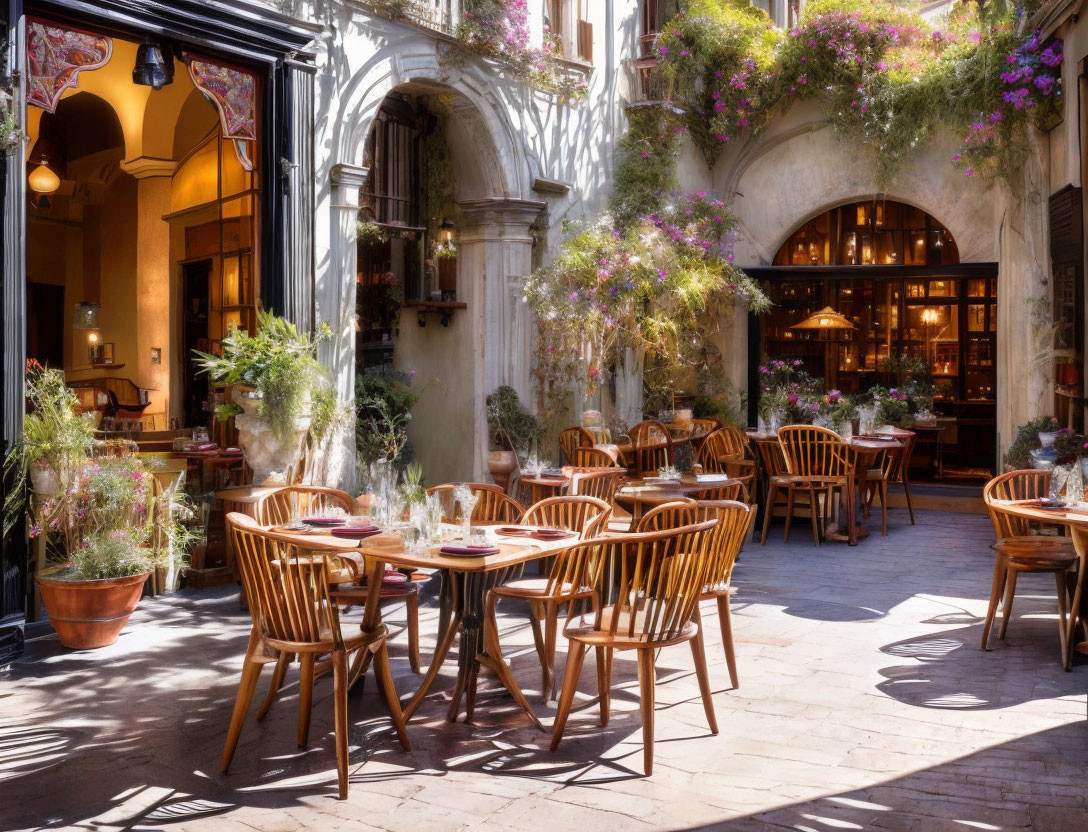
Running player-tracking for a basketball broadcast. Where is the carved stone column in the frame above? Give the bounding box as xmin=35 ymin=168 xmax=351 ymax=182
xmin=282 ymin=59 xmax=316 ymax=332
xmin=457 ymin=197 xmax=546 ymax=479
xmin=321 ymin=162 xmax=368 ymax=489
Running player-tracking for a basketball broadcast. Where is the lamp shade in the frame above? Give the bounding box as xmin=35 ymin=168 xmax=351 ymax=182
xmin=28 ymin=163 xmax=61 ymax=195
xmin=74 ymin=302 xmax=100 ymax=329
xmin=790 ymin=306 xmax=856 ymax=331
xmin=133 ymin=37 xmax=173 ymax=89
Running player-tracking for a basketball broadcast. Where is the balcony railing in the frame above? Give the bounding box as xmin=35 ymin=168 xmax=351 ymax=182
xmin=366 ymin=0 xmax=460 ymax=37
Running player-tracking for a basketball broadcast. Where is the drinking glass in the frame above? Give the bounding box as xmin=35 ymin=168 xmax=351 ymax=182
xmin=458 ymin=492 xmax=479 ymax=542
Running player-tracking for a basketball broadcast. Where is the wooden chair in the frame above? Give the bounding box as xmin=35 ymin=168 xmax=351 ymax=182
xmin=426 ymin=482 xmax=524 ymax=523
xmin=255 ymin=485 xmax=423 ymax=676
xmin=572 ymin=446 xmax=621 ymax=468
xmin=629 ymin=420 xmax=674 ymax=478
xmin=692 ymin=417 xmax=721 ymax=436
xmin=222 ymin=513 xmax=411 ymax=800
xmin=484 ymin=496 xmax=612 ymax=709
xmin=559 ymin=426 xmax=595 ymax=464
xmin=609 ymin=498 xmax=753 ymax=689
xmin=550 ymin=520 xmax=720 ymax=775
xmin=765 ymin=426 xmax=854 ymax=546
xmin=864 ymin=430 xmax=918 ymax=532
xmin=981 ymin=471 xmax=1076 ymax=659
xmin=570 ymin=469 xmax=622 ymax=504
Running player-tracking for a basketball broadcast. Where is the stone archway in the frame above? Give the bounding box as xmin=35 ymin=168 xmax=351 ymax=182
xmin=321 ymin=51 xmax=544 ymax=484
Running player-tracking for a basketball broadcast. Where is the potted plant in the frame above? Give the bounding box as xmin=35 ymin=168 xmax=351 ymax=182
xmin=823 ymin=390 xmax=857 ymax=436
xmin=22 ymin=364 xmax=96 ymax=497
xmin=193 ymin=310 xmax=334 ymax=484
xmin=1005 ymin=415 xmax=1060 ymax=470
xmin=486 ymin=385 xmax=541 ymax=490
xmin=32 ymin=454 xmax=199 ymax=649
xmin=867 ymin=386 xmax=912 ymax=429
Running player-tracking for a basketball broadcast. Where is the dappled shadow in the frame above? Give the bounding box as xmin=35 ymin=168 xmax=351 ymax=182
xmin=673 ymin=722 xmax=1088 ymax=830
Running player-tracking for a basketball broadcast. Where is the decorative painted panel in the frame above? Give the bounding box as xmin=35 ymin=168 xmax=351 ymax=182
xmin=26 ymin=19 xmax=112 ymax=113
xmin=186 ymin=56 xmax=257 ymax=171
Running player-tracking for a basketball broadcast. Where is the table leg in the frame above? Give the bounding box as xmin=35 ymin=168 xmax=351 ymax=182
xmin=1064 ymin=527 xmax=1088 ymax=670
xmin=403 ymin=569 xmax=461 ymax=721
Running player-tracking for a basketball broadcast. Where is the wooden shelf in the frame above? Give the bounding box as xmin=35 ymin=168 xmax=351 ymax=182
xmin=403 ymin=300 xmax=467 ymax=311
xmin=91 ymin=362 xmax=125 ymax=370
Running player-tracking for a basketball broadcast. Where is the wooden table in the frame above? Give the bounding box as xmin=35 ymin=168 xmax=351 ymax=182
xmin=171 ymin=450 xmax=245 ymax=493
xmin=614 ymin=476 xmax=741 ymax=526
xmin=990 ymin=500 xmax=1088 ymax=670
xmin=520 ymin=466 xmax=624 ymax=504
xmin=271 ymin=525 xmax=575 ymax=725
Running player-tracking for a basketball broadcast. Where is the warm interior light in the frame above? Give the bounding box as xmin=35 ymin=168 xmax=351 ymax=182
xmin=819 ymin=316 xmax=832 ymax=327
xmin=28 ymin=162 xmax=61 ymax=195
xmin=88 ymin=330 xmax=99 ymax=344
xmin=921 ymin=308 xmax=939 ymax=325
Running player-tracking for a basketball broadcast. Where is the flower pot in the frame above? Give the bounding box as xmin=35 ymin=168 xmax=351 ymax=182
xmin=29 ymin=460 xmax=61 ymax=497
xmin=232 ymin=387 xmax=311 ymax=485
xmin=488 ymin=450 xmax=517 ymax=491
xmin=1039 ymin=431 xmax=1060 ymax=449
xmin=36 ymin=569 xmax=150 ymax=649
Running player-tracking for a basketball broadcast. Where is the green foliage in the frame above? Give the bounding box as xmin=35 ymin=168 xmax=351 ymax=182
xmin=23 ymin=365 xmax=96 ymax=472
xmin=867 ymin=385 xmax=911 ymax=426
xmin=609 ymin=107 xmax=684 ymax=229
xmin=693 ymin=387 xmax=747 ymax=428
xmin=1005 ymin=414 xmax=1059 ymax=469
xmin=1053 ymin=429 xmax=1088 ymax=466
xmin=355 ymin=368 xmax=419 ymax=466
xmin=486 ymin=385 xmax=542 ymax=452
xmin=651 ymin=0 xmax=1063 ymax=186
xmin=400 ymin=461 xmax=427 ymax=506
xmin=192 ymin=309 xmax=333 ymax=445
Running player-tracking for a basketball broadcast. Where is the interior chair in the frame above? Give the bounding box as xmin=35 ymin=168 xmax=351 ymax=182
xmin=483 ymin=495 xmax=612 ymax=709
xmin=221 ymin=513 xmax=411 ymax=799
xmin=559 ymin=426 xmax=595 ymax=465
xmin=550 ymin=520 xmax=720 ymax=776
xmin=981 ymin=470 xmax=1076 ymax=662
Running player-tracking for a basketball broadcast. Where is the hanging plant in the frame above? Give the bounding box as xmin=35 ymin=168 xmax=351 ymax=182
xmin=357 ymin=220 xmax=389 ymax=244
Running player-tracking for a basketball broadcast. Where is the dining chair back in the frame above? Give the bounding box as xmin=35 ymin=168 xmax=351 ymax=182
xmin=629 ymin=419 xmax=674 ymax=477
xmin=572 ymin=446 xmax=621 ymax=467
xmin=777 ymin=425 xmax=846 ymax=477
xmin=692 ymin=418 xmax=721 ymax=436
xmin=427 ymin=482 xmax=525 ymax=523
xmin=550 ymin=520 xmax=721 ymax=775
xmin=256 ymin=485 xmax=356 ymax=526
xmin=559 ymin=427 xmax=595 ymax=464
xmin=522 ymin=495 xmax=612 ymax=539
xmin=635 ymin=499 xmax=698 ymax=532
xmin=983 ymin=469 xmax=1053 ymax=540
xmin=570 ymin=469 xmax=622 ymax=504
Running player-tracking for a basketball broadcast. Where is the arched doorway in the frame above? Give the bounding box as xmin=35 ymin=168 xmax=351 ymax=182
xmin=747 ymin=198 xmax=997 ymax=479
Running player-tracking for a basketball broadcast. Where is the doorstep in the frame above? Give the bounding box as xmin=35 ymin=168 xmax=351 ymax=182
xmin=887 ymin=482 xmax=985 ymax=515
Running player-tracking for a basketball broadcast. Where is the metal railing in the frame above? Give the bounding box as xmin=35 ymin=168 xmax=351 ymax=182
xmin=365 ymin=0 xmax=460 ymax=37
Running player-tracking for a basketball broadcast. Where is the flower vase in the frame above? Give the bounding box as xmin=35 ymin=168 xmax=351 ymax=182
xmin=29 ymin=460 xmax=61 ymax=497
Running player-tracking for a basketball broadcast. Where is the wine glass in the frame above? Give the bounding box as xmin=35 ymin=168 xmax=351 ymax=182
xmin=458 ymin=491 xmax=479 ymax=542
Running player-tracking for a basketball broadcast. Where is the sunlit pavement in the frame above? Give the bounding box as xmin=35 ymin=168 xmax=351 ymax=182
xmin=3 ymin=509 xmax=1087 ymax=831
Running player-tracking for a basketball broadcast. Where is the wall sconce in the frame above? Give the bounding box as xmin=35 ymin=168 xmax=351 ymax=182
xmin=87 ymin=329 xmax=100 ymax=363
xmin=74 ymin=301 xmax=100 ymax=329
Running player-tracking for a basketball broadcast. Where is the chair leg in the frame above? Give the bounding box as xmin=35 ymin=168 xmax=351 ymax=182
xmin=297 ymin=653 xmax=316 ymax=748
xmin=483 ymin=593 xmax=544 ymax=730
xmin=998 ymin=567 xmax=1019 ymax=641
xmin=902 ymin=476 xmax=916 ymax=525
xmin=543 ymin=600 xmax=559 ymax=702
xmin=528 ymin=600 xmax=545 ymax=662
xmin=807 ymin=486 xmax=821 ymax=546
xmin=636 ymin=648 xmax=657 ymax=776
xmin=405 ymin=592 xmax=421 ymax=674
xmin=550 ymin=640 xmax=588 ymax=753
xmin=256 ymin=652 xmax=290 ymax=722
xmin=880 ymin=481 xmax=888 ymax=537
xmin=981 ymin=553 xmax=1006 ymax=650
xmin=595 ymin=645 xmax=612 ymax=727
xmin=690 ymin=615 xmax=718 ymax=735
xmin=331 ymin=649 xmax=350 ymax=800
xmin=1056 ymin=570 xmax=1071 ymax=667
xmin=760 ymin=484 xmax=778 ymax=545
xmin=373 ymin=642 xmax=412 ymax=751
xmin=717 ymin=594 xmax=739 ymax=690
xmin=783 ymin=488 xmax=795 ymax=543
xmin=220 ymin=629 xmax=264 ymax=773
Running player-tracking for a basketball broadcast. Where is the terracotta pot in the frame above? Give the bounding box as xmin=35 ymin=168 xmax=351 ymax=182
xmin=36 ymin=569 xmax=150 ymax=649
xmin=488 ymin=450 xmax=517 ymax=491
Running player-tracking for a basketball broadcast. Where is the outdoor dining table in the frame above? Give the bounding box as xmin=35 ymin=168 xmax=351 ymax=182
xmin=988 ymin=500 xmax=1088 ymax=670
xmin=614 ymin=475 xmax=742 ymax=527
xmin=265 ymin=523 xmax=576 ymax=724
xmin=520 ymin=466 xmax=624 ymax=504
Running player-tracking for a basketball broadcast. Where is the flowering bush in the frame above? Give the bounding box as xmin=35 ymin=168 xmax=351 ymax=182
xmin=652 ymin=0 xmax=1063 ymax=184
xmin=756 ymin=359 xmax=822 ymax=424
xmin=866 ymin=385 xmax=911 ymax=427
xmin=524 ymin=194 xmax=769 ymax=401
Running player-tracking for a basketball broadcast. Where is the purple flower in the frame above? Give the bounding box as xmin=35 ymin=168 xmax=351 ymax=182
xmin=658 ymin=46 xmax=670 ymax=56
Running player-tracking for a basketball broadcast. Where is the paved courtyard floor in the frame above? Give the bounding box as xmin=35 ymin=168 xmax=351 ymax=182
xmin=3 ymin=509 xmax=1088 ymax=831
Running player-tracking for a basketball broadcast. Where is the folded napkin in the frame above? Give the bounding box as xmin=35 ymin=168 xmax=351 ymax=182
xmin=303 ymin=517 xmax=347 ymax=527
xmin=330 ymin=526 xmax=381 ymax=539
xmin=439 ymin=544 xmax=500 ymax=556
xmin=695 ymin=473 xmax=730 ymax=483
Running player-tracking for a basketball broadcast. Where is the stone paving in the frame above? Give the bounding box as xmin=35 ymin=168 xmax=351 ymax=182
xmin=3 ymin=508 xmax=1088 ymax=831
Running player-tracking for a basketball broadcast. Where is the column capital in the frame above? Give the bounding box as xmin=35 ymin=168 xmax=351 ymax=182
xmin=458 ymin=197 xmax=547 ymax=229
xmin=120 ymin=156 xmax=177 ymax=179
xmin=331 ymin=163 xmax=369 ymax=189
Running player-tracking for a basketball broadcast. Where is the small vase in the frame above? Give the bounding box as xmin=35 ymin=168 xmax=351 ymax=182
xmin=1039 ymin=431 xmax=1060 ymax=449
xmin=487 ymin=450 xmax=517 ymax=492
xmin=29 ymin=461 xmax=61 ymax=497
